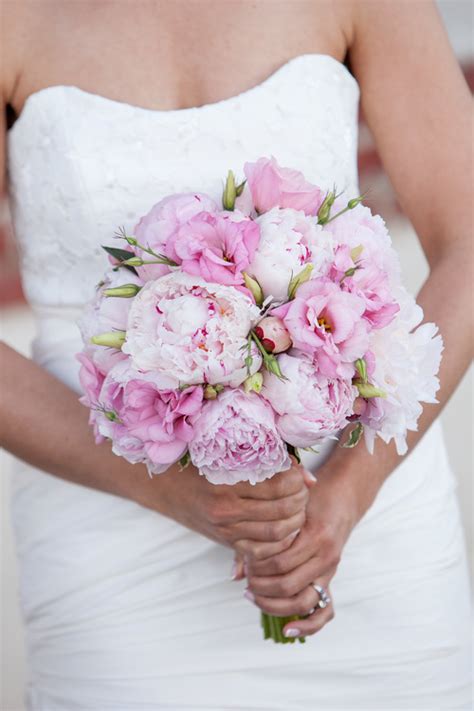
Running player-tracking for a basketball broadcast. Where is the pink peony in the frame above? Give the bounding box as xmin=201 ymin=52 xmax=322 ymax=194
xmin=189 ymin=388 xmax=291 ymax=485
xmin=169 ymin=211 xmax=260 ymax=286
xmin=247 ymin=207 xmax=333 ymax=301
xmin=272 ymin=277 xmax=369 ymax=379
xmin=95 ymin=361 xmax=204 ymax=473
xmin=122 ymin=272 xmax=262 ymax=388
xmin=132 ymin=193 xmax=218 ymax=281
xmin=262 ymin=353 xmax=357 ymax=447
xmin=76 ymin=351 xmax=107 ymax=443
xmin=244 ymin=157 xmax=324 ymax=215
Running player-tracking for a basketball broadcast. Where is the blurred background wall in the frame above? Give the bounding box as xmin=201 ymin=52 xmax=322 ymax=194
xmin=1 ymin=2 xmax=472 ymax=709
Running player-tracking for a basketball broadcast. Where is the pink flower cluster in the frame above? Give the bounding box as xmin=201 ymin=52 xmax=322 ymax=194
xmin=78 ymin=157 xmax=442 ymax=484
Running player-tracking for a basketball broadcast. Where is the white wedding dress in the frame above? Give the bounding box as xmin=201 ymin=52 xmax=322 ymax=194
xmin=6 ymin=55 xmax=472 ymax=710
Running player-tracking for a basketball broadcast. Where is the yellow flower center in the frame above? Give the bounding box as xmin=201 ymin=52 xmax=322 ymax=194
xmin=317 ymin=316 xmax=332 ymax=332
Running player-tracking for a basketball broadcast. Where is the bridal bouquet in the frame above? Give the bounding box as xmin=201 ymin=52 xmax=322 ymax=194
xmin=77 ymin=157 xmax=442 ymax=643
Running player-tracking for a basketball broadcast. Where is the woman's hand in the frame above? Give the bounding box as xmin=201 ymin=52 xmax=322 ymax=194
xmin=134 ymin=457 xmax=316 ymax=564
xmin=243 ymin=465 xmax=361 ymax=638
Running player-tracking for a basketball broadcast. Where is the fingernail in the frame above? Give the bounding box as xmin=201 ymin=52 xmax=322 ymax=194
xmin=244 ymin=588 xmax=255 ymax=603
xmin=230 ymin=561 xmax=237 ymax=580
xmin=284 ymin=627 xmax=301 ymax=638
xmin=289 ymin=528 xmax=301 ymax=540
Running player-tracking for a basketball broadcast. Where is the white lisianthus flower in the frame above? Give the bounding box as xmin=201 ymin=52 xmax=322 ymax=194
xmin=362 ymin=286 xmax=443 ymax=455
xmin=247 ymin=207 xmax=334 ymax=302
xmin=122 ymin=272 xmax=262 ymax=388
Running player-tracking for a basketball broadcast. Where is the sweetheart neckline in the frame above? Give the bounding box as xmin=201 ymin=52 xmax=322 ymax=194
xmin=8 ymin=53 xmax=359 ymax=136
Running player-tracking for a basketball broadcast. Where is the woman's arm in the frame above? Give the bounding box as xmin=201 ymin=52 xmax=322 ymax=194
xmin=244 ymin=0 xmax=473 ymax=636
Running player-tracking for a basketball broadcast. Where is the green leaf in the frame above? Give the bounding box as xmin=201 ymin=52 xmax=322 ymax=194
xmin=179 ymin=451 xmax=191 ymax=470
xmin=102 ymin=245 xmax=138 ymax=275
xmin=343 ymin=422 xmax=364 ymax=448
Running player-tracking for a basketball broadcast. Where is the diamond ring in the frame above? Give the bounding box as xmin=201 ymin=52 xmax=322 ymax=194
xmin=311 ymin=583 xmax=331 ymax=609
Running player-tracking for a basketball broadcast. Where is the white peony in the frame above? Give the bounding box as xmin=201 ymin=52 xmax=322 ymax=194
xmin=122 ymin=272 xmax=262 ymax=388
xmin=362 ymin=286 xmax=443 ymax=455
xmin=247 ymin=207 xmax=334 ymax=302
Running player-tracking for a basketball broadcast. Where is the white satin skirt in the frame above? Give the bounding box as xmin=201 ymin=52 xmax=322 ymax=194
xmin=9 ymin=314 xmax=473 ymax=709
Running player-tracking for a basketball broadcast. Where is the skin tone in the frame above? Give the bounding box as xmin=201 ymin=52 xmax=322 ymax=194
xmin=0 ymin=0 xmax=472 ymax=641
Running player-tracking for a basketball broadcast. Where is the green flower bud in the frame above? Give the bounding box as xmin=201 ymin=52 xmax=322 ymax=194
xmin=243 ymin=371 xmax=264 ymax=394
xmin=179 ymin=451 xmax=191 ymax=469
xmin=354 ymin=358 xmax=368 ymax=384
xmin=235 ymin=179 xmax=247 ymax=197
xmin=317 ymin=190 xmax=336 ymax=224
xmin=121 ymin=256 xmax=144 ymax=267
xmin=348 ymin=195 xmax=364 ymax=210
xmin=356 ymin=382 xmax=387 ymax=399
xmin=203 ymin=384 xmax=219 ymax=400
xmin=264 ymin=354 xmax=285 ymax=380
xmin=125 ymin=236 xmax=138 ymax=246
xmin=104 ymin=410 xmax=121 ymax=423
xmin=103 ymin=283 xmax=141 ymax=298
xmin=242 ymin=271 xmax=264 ymax=306
xmin=90 ymin=331 xmax=126 ymax=349
xmin=222 ymin=170 xmax=237 ymax=211
xmin=288 ymin=264 xmax=314 ymax=300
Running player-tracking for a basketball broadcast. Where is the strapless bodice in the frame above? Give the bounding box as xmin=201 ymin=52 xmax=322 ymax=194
xmin=7 ymin=54 xmax=359 ymax=308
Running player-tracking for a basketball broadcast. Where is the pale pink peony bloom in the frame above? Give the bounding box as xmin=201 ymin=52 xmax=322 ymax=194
xmin=122 ymin=272 xmax=262 ymax=388
xmin=272 ymin=277 xmax=369 ymax=378
xmin=132 ymin=193 xmax=218 ymax=281
xmin=95 ymin=361 xmax=204 ymax=472
xmin=78 ymin=269 xmax=143 ymax=373
xmin=189 ymin=388 xmax=291 ymax=485
xmin=169 ymin=211 xmax=260 ymax=286
xmin=244 ymin=157 xmax=324 ymax=215
xmin=254 ymin=316 xmax=292 ymax=354
xmin=262 ymin=353 xmax=357 ymax=448
xmin=323 ymin=200 xmax=401 ymax=285
xmin=76 ymin=351 xmax=107 ymax=443
xmin=361 ymin=286 xmax=443 ymax=455
xmin=247 ymin=207 xmax=333 ymax=301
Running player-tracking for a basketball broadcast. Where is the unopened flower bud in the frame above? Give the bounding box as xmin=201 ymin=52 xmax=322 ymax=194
xmin=317 ymin=189 xmax=336 ymax=224
xmin=350 ymin=244 xmax=364 ymax=262
xmin=354 ymin=357 xmax=368 ymax=383
xmin=90 ymin=330 xmax=126 ymax=349
xmin=103 ymin=283 xmax=141 ymax=298
xmin=122 ymin=256 xmax=144 ymax=267
xmin=222 ymin=170 xmax=237 ymax=211
xmin=235 ymin=179 xmax=247 ymax=197
xmin=243 ymin=371 xmax=264 ymax=394
xmin=348 ymin=195 xmax=364 ymax=210
xmin=125 ymin=236 xmax=138 ymax=246
xmin=254 ymin=316 xmax=292 ymax=354
xmin=203 ymin=384 xmax=219 ymax=400
xmin=288 ymin=264 xmax=313 ymax=300
xmin=355 ymin=382 xmax=387 ymax=399
xmin=242 ymin=271 xmax=264 ymax=306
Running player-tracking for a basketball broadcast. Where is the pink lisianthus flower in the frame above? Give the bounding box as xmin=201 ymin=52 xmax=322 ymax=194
xmin=132 ymin=193 xmax=218 ymax=281
xmin=94 ymin=361 xmax=204 ymax=472
xmin=262 ymin=353 xmax=357 ymax=448
xmin=329 ymin=245 xmax=400 ymax=329
xmin=189 ymin=388 xmax=291 ymax=485
xmin=272 ymin=277 xmax=370 ymax=378
xmin=168 ymin=211 xmax=260 ymax=286
xmin=244 ymin=157 xmax=324 ymax=215
xmin=122 ymin=272 xmax=262 ymax=388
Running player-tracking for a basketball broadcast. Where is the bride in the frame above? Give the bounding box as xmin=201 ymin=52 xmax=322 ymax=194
xmin=1 ymin=1 xmax=472 ymax=709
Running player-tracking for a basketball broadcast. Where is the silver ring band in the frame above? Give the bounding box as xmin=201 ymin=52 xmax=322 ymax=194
xmin=311 ymin=583 xmax=331 ymax=609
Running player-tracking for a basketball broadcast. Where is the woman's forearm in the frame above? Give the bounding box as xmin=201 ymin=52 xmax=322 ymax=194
xmin=317 ymin=242 xmax=473 ymax=523
xmin=0 ymin=341 xmax=170 ymax=505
